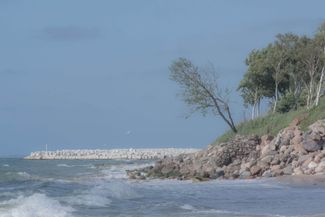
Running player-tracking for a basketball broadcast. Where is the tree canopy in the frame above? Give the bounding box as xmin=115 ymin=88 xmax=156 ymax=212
xmin=169 ymin=58 xmax=237 ymax=133
xmin=238 ymin=23 xmax=325 ymax=117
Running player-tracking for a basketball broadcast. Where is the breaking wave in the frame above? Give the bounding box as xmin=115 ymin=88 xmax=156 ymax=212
xmin=0 ymin=193 xmax=74 ymax=217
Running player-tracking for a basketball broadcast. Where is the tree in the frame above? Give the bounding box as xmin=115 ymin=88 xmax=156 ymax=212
xmin=239 ymin=22 xmax=325 ymax=113
xmin=238 ymin=49 xmax=274 ymax=119
xmin=169 ymin=57 xmax=237 ymax=133
xmin=314 ymin=22 xmax=325 ymax=106
xmin=298 ymin=36 xmax=323 ymax=108
xmin=266 ymin=34 xmax=298 ymax=112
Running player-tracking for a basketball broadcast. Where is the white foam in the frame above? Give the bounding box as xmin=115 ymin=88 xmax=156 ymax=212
xmin=1 ymin=172 xmax=33 ymax=182
xmin=180 ymin=204 xmax=196 ymax=211
xmin=16 ymin=172 xmax=31 ymax=179
xmin=100 ymin=182 xmax=140 ymax=200
xmin=57 ymin=164 xmax=94 ymax=168
xmin=57 ymin=164 xmax=73 ymax=168
xmin=0 ymin=193 xmax=74 ymax=217
xmin=63 ymin=191 xmax=111 ymax=207
xmin=2 ymin=164 xmax=9 ymax=167
xmin=94 ymin=162 xmax=154 ymax=180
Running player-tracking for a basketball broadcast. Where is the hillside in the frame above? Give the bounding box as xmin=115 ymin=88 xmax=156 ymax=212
xmin=127 ymin=96 xmax=325 ymax=181
xmin=215 ymin=96 xmax=325 ymax=144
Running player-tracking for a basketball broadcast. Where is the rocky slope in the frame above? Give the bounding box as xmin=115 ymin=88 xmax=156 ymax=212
xmin=127 ymin=119 xmax=325 ymax=181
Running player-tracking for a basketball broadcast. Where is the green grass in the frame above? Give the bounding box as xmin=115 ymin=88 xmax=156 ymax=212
xmin=214 ymin=96 xmax=325 ymax=145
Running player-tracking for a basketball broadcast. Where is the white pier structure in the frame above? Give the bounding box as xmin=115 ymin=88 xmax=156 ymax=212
xmin=24 ymin=148 xmax=200 ymax=160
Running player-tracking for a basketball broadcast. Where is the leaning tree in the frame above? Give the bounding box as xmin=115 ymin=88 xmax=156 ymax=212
xmin=169 ymin=57 xmax=237 ymax=133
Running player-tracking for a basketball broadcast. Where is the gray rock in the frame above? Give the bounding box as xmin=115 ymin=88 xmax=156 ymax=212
xmin=261 ymin=155 xmax=273 ymax=164
xmin=303 ymin=133 xmax=323 ymax=152
xmin=262 ymin=170 xmax=272 ymax=178
xmin=250 ymin=165 xmax=262 ymax=176
xmin=213 ymin=168 xmax=225 ymax=179
xmin=308 ymin=161 xmax=318 ymax=169
xmin=308 ymin=120 xmax=325 ymax=136
xmin=283 ymin=165 xmax=293 ymax=175
xmin=240 ymin=170 xmax=251 ymax=179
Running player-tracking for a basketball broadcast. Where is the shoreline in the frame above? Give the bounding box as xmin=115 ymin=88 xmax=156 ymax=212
xmin=275 ymin=174 xmax=325 ymax=186
xmin=127 ymin=119 xmax=325 ymax=181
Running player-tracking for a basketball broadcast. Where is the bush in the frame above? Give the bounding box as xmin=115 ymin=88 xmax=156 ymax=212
xmin=276 ymin=93 xmax=305 ymax=113
xmin=214 ymin=96 xmax=325 ymax=145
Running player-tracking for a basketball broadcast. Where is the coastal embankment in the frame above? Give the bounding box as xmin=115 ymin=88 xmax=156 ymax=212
xmin=128 ymin=119 xmax=325 ymax=181
xmin=24 ymin=148 xmax=199 ymax=160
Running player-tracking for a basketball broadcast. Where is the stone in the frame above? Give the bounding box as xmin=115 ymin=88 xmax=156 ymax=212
xmin=308 ymin=161 xmax=318 ymax=169
xmin=261 ymin=155 xmax=273 ymax=164
xmin=315 ymin=161 xmax=325 ymax=173
xmin=261 ymin=145 xmax=271 ymax=156
xmin=308 ymin=120 xmax=325 ymax=136
xmin=260 ymin=135 xmax=273 ymax=148
xmin=272 ymin=169 xmax=284 ymax=176
xmin=293 ymin=167 xmax=303 ymax=175
xmin=279 ymin=145 xmax=287 ymax=153
xmin=240 ymin=170 xmax=251 ymax=179
xmin=262 ymin=170 xmax=272 ymax=178
xmin=250 ymin=165 xmax=262 ymax=176
xmin=271 ymin=165 xmax=281 ymax=171
xmin=257 ymin=161 xmax=269 ymax=171
xmin=303 ymin=132 xmax=323 ymax=152
xmin=283 ymin=165 xmax=293 ymax=175
xmin=314 ymin=155 xmax=322 ymax=163
xmin=289 ymin=118 xmax=301 ymax=127
xmin=271 ymin=155 xmax=281 ymax=165
xmin=214 ymin=168 xmax=225 ymax=179
xmin=247 ymin=160 xmax=257 ymax=168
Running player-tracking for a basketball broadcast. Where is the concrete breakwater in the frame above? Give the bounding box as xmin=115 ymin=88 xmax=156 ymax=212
xmin=24 ymin=148 xmax=200 ymax=160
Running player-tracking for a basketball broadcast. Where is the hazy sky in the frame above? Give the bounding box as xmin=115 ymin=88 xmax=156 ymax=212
xmin=1 ymin=0 xmax=324 ymax=156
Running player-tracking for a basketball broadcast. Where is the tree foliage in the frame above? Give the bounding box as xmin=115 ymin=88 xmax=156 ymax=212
xmin=169 ymin=58 xmax=237 ymax=133
xmin=239 ymin=22 xmax=325 ymax=118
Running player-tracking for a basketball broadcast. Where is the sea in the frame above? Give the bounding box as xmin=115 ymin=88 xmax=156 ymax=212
xmin=0 ymin=158 xmax=325 ymax=217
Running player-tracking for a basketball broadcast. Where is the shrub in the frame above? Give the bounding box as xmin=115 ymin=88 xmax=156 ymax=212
xmin=276 ymin=93 xmax=305 ymax=113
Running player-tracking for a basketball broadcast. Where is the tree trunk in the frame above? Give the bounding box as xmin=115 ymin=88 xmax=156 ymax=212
xmin=251 ymin=90 xmax=258 ymax=120
xmin=251 ymin=103 xmax=256 ymax=120
xmin=307 ymin=70 xmax=315 ymax=109
xmin=273 ymin=82 xmax=279 ymax=113
xmin=315 ymin=66 xmax=325 ymax=106
xmin=225 ymin=105 xmax=237 ymax=133
xmin=257 ymin=99 xmax=261 ymax=117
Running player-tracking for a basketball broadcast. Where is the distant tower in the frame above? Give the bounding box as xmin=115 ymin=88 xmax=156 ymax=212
xmin=45 ymin=144 xmax=48 ymax=154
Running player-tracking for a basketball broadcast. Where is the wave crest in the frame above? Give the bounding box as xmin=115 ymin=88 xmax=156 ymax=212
xmin=0 ymin=193 xmax=74 ymax=217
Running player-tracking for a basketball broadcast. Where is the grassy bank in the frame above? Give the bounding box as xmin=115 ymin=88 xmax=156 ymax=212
xmin=215 ymin=96 xmax=325 ymax=144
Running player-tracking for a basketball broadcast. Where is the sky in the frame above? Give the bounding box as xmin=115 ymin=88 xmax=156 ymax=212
xmin=0 ymin=0 xmax=325 ymax=156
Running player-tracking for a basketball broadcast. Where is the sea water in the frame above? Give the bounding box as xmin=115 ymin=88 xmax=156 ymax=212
xmin=0 ymin=158 xmax=325 ymax=217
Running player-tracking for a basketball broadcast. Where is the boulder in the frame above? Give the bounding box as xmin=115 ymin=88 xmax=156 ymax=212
xmin=293 ymin=167 xmax=304 ymax=175
xmin=260 ymin=135 xmax=273 ymax=148
xmin=240 ymin=170 xmax=251 ymax=179
xmin=250 ymin=165 xmax=262 ymax=176
xmin=303 ymin=132 xmax=323 ymax=152
xmin=262 ymin=170 xmax=272 ymax=178
xmin=214 ymin=168 xmax=225 ymax=179
xmin=315 ymin=161 xmax=325 ymax=173
xmin=308 ymin=120 xmax=325 ymax=136
xmin=308 ymin=161 xmax=318 ymax=169
xmin=283 ymin=165 xmax=293 ymax=175
xmin=260 ymin=155 xmax=273 ymax=164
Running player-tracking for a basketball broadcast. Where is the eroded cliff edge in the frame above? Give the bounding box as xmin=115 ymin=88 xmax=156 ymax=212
xmin=128 ymin=119 xmax=325 ymax=181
